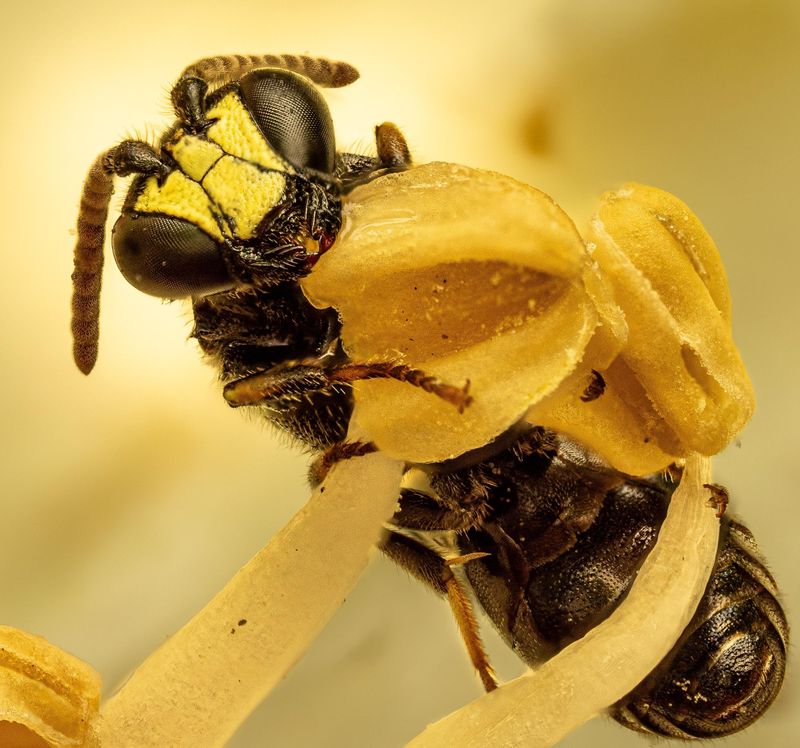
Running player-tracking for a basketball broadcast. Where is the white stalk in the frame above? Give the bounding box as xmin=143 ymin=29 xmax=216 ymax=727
xmin=90 ymin=450 xmax=404 ymax=747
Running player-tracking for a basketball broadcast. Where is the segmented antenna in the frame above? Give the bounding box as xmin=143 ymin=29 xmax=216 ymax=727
xmin=71 ymin=152 xmax=114 ymax=374
xmin=178 ymin=54 xmax=359 ymax=88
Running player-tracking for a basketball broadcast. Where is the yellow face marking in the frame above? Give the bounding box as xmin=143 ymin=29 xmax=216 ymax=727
xmin=134 ymin=172 xmax=223 ymax=241
xmin=167 ymin=134 xmax=224 ymax=181
xmin=202 ymin=156 xmax=286 ymax=239
xmin=206 ymin=93 xmax=295 ymax=174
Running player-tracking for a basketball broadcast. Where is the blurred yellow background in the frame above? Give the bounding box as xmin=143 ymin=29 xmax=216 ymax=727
xmin=1 ymin=0 xmax=796 ymax=745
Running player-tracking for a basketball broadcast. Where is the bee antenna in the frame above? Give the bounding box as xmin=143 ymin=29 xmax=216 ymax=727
xmin=71 ymin=152 xmax=115 ymax=375
xmin=178 ymin=54 xmax=359 ymax=88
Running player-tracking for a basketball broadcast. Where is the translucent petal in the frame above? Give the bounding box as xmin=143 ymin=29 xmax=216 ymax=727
xmin=585 ymin=184 xmax=755 ymax=457
xmin=92 ymin=451 xmax=404 ymax=747
xmin=301 ymin=162 xmax=596 ymax=462
xmin=527 ymin=327 xmax=683 ymax=475
xmin=0 ymin=626 xmax=100 ymax=747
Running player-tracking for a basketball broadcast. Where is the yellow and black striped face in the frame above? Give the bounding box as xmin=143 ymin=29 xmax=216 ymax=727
xmin=71 ymin=56 xmax=367 ymax=375
xmin=111 ymin=68 xmax=342 ymax=299
xmin=135 ymin=89 xmax=295 ymax=242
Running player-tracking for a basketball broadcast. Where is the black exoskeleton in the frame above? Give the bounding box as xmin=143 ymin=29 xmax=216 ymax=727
xmin=382 ymin=427 xmax=788 ymax=739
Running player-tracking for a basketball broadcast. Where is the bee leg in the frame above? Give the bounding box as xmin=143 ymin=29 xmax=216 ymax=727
xmin=308 ymin=440 xmax=378 ymax=487
xmin=704 ymin=482 xmax=729 ymax=518
xmin=390 ymin=488 xmax=488 ymax=533
xmin=217 ymin=360 xmax=351 ymax=450
xmin=221 ymin=355 xmax=469 ymax=450
xmin=224 ymin=360 xmax=472 ymax=412
xmin=380 ymin=530 xmax=498 ymax=692
xmin=327 ymin=362 xmax=470 ymax=410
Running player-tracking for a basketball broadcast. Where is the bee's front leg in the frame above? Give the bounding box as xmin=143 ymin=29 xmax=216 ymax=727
xmin=224 ymin=359 xmax=471 ymax=412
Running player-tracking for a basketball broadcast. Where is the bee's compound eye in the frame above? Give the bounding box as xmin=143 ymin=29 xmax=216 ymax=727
xmin=112 ymin=214 xmax=234 ymax=298
xmin=239 ymin=69 xmax=336 ymax=173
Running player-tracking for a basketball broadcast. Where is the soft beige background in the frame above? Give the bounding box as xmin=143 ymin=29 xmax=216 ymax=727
xmin=1 ymin=0 xmax=796 ymax=745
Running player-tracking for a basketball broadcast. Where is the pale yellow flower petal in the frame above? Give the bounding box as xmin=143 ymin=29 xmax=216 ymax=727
xmin=586 ymin=184 xmax=755 ymax=457
xmin=527 ymin=328 xmax=683 ymax=475
xmin=90 ymin=450 xmax=403 ymax=747
xmin=0 ymin=626 xmax=100 ymax=747
xmin=301 ymin=162 xmax=596 ymax=462
xmin=531 ymin=184 xmax=753 ymax=473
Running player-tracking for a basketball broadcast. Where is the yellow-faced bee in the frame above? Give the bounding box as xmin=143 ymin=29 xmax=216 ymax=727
xmin=71 ymin=55 xmax=787 ymax=741
xmin=73 ymin=54 xmax=469 ymax=447
xmin=382 ymin=426 xmax=788 ymax=739
xmin=72 ymin=53 xmax=458 ymax=449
